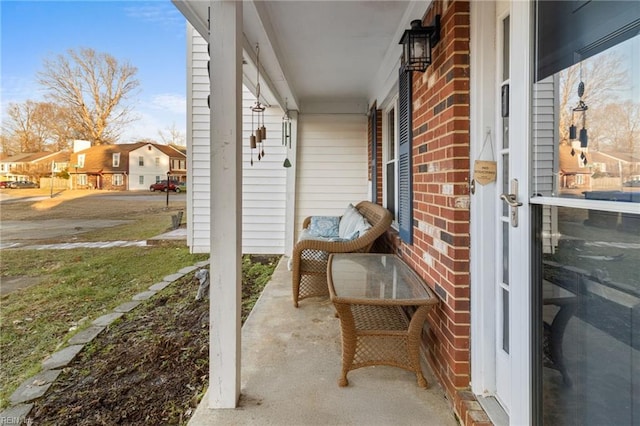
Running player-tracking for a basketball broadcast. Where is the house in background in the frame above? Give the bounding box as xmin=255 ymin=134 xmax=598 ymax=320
xmin=0 ymin=151 xmax=70 ymax=183
xmin=174 ymin=1 xmax=640 ymax=425
xmin=590 ymin=150 xmax=640 ymax=179
xmin=69 ymin=141 xmax=187 ymax=191
xmin=558 ymin=143 xmax=592 ymax=189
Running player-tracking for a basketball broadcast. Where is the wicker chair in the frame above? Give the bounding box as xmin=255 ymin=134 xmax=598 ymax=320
xmin=291 ymin=201 xmax=393 ymax=307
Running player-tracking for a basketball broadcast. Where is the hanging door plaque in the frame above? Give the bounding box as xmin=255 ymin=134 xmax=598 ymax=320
xmin=474 ymin=160 xmax=497 ymax=185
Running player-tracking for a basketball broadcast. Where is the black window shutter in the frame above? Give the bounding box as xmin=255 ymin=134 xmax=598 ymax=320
xmin=398 ymin=69 xmax=413 ymax=244
xmin=371 ymin=106 xmax=378 ymax=204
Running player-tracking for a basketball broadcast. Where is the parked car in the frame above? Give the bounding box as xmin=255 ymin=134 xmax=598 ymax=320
xmin=0 ymin=181 xmax=10 ymax=188
xmin=622 ymin=178 xmax=640 ymax=187
xmin=149 ymin=180 xmax=182 ymax=192
xmin=8 ymin=180 xmax=39 ymax=189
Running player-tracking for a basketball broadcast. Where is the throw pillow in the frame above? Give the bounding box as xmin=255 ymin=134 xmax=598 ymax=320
xmin=338 ymin=204 xmax=371 ymax=240
xmin=308 ymin=216 xmax=340 ymax=238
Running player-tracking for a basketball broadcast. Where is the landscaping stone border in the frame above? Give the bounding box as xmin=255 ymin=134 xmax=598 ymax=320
xmin=0 ymin=261 xmax=208 ymax=425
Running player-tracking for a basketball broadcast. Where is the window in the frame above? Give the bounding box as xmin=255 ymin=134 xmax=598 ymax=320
xmin=139 ymin=175 xmax=144 ymax=185
xmin=77 ymin=154 xmax=85 ymax=168
xmin=155 ymin=157 xmax=160 ymax=167
xmin=113 ymin=174 xmax=123 ymax=186
xmin=138 ymin=156 xmax=144 ymax=167
xmin=383 ymin=104 xmax=398 ymax=221
xmin=112 ymin=153 xmax=120 ymax=167
xmin=78 ymin=174 xmax=87 ymax=186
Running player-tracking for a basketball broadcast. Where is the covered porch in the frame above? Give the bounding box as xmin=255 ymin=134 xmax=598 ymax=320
xmin=188 ymin=257 xmax=461 ymax=425
xmin=172 ymin=0 xmax=484 ymax=424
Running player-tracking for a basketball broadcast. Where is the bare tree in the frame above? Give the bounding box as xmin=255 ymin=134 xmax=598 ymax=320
xmin=37 ymin=48 xmax=140 ymax=145
xmin=158 ymin=123 xmax=185 ymax=146
xmin=4 ymin=101 xmax=45 ymax=152
xmin=2 ymin=101 xmax=78 ymax=153
xmin=45 ymin=104 xmax=82 ymax=151
xmin=590 ymin=101 xmax=640 ymax=153
xmin=0 ymin=133 xmax=18 ymax=156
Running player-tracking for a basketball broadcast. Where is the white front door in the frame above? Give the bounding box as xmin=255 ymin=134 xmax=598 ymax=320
xmin=494 ymin=6 xmax=512 ymax=410
xmin=496 ymin=1 xmax=534 ymax=422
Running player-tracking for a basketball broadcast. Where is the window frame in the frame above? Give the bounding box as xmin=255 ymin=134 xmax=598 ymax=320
xmin=113 ymin=174 xmax=123 ymax=186
xmin=382 ymin=98 xmax=399 ymax=227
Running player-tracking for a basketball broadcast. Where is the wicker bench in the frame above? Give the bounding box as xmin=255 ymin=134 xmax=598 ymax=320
xmin=291 ymin=201 xmax=392 ymax=307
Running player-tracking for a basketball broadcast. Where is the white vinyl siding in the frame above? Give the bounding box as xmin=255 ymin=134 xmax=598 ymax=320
xmin=186 ymin=23 xmax=287 ymax=254
xmin=533 ymin=76 xmax=559 ymax=253
xmin=241 ymin=90 xmax=287 ymax=254
xmin=187 ymin=23 xmax=212 ymax=253
xmin=295 ymin=114 xmax=369 ymax=237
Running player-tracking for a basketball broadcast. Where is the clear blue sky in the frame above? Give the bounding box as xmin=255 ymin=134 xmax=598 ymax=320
xmin=0 ymin=0 xmax=186 ymax=142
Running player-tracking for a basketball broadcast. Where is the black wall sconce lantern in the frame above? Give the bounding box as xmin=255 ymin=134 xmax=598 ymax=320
xmin=399 ymin=15 xmax=441 ymax=73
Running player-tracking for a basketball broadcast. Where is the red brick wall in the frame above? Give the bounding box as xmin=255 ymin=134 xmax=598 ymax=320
xmin=400 ymin=0 xmax=473 ymax=420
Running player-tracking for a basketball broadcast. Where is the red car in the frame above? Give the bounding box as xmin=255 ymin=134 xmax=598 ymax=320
xmin=149 ymin=180 xmax=182 ymax=192
xmin=0 ymin=181 xmax=10 ymax=188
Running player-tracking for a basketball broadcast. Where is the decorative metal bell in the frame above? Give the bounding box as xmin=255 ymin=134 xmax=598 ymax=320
xmin=579 ymin=128 xmax=588 ymax=148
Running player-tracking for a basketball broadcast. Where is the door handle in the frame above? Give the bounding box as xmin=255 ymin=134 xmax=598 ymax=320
xmin=501 ymin=179 xmax=522 ymax=227
xmin=500 ymin=193 xmax=522 ymax=207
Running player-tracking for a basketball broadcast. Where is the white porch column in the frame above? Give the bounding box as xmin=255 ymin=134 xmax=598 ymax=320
xmin=209 ymin=0 xmax=242 ymax=409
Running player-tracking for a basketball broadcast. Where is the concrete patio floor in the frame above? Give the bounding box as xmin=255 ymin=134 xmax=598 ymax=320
xmin=188 ymin=257 xmax=459 ymax=426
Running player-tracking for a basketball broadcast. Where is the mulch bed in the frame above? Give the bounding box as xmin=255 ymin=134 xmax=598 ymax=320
xmin=30 ymin=271 xmax=209 ymax=425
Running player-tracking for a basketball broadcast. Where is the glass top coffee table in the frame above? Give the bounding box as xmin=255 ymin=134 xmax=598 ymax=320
xmin=327 ymin=253 xmax=438 ymax=388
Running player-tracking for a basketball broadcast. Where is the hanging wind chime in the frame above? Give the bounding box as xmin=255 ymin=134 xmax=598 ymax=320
xmin=249 ymin=43 xmax=267 ymax=166
xmin=569 ymin=63 xmax=589 ymax=165
xmin=282 ymin=99 xmax=292 ymax=168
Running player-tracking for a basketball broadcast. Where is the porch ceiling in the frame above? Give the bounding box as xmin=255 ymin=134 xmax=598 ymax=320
xmin=174 ymin=0 xmax=426 ymax=112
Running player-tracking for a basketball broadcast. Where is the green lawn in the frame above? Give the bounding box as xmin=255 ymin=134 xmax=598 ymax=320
xmin=0 ymin=247 xmax=209 ymax=409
